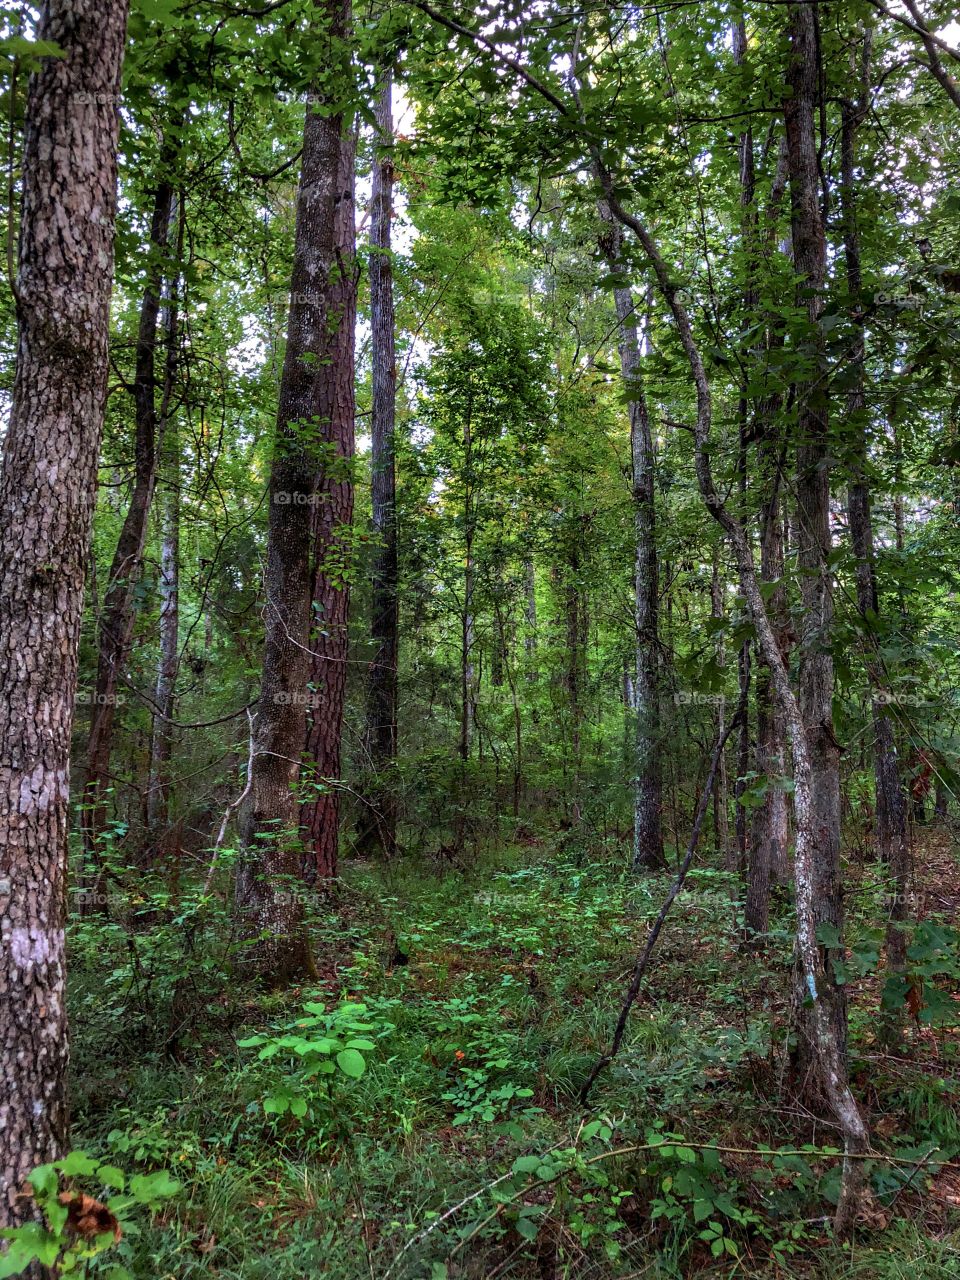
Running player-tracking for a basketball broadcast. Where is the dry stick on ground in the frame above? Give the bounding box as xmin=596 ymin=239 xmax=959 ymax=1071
xmin=203 ymin=707 xmax=256 ymax=895
xmin=580 ymin=707 xmax=743 ymax=1105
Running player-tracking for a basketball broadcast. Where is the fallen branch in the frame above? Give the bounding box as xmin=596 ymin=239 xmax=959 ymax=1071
xmin=203 ymin=707 xmax=256 ymax=895
xmin=580 ymin=706 xmax=743 ymax=1104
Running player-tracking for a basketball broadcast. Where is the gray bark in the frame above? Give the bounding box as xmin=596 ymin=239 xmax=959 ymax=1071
xmin=0 ymin=0 xmax=128 ymax=1224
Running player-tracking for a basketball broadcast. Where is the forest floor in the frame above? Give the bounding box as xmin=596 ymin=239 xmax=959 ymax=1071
xmin=66 ymin=824 xmax=960 ymax=1279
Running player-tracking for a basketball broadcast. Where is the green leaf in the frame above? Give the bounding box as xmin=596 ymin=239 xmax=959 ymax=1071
xmin=335 ymin=1048 xmax=366 ymax=1078
xmin=58 ymin=1151 xmax=99 ymax=1177
xmin=98 ymin=1165 xmax=126 ymax=1191
xmin=128 ymin=1171 xmax=181 ymax=1205
xmin=27 ymin=1163 xmax=58 ymax=1199
xmin=693 ymin=1198 xmax=713 ymax=1223
xmin=515 ymin=1213 xmax=539 ymax=1241
xmin=816 ymin=922 xmax=842 ymax=949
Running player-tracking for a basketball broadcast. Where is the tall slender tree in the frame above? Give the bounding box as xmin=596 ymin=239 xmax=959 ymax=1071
xmin=597 ymin=207 xmax=664 ymax=871
xmin=361 ymin=73 xmax=400 ymax=858
xmin=783 ymin=0 xmax=848 ymax=1080
xmin=81 ymin=154 xmax=176 ymax=891
xmin=839 ymin=27 xmax=911 ymax=989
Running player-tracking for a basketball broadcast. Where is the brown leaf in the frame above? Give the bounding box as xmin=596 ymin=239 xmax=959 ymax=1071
xmin=58 ymin=1191 xmax=122 ymax=1243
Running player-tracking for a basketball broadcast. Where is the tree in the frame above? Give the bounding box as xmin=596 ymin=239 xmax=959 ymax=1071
xmin=300 ymin=93 xmax=357 ymax=884
xmin=597 ymin=205 xmax=664 ymax=871
xmin=361 ymin=73 xmax=400 ymax=859
xmin=82 ymin=137 xmax=179 ymax=888
xmin=0 ymin=0 xmax=129 ymax=1223
xmin=236 ymin=0 xmax=350 ymax=974
xmin=783 ymin=0 xmax=847 ymax=1087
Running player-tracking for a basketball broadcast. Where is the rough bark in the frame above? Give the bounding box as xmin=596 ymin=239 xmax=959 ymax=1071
xmin=81 ymin=163 xmax=175 ymax=888
xmin=597 ymin=204 xmax=664 ymax=871
xmin=0 ymin=0 xmax=128 ymax=1225
xmin=300 ymin=98 xmax=357 ymax=883
xmin=361 ymin=74 xmax=399 ymax=858
xmin=237 ymin=18 xmax=346 ymax=973
xmin=783 ymin=0 xmax=848 ymax=1088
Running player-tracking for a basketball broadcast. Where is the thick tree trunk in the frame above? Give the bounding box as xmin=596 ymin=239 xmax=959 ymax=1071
xmin=598 ymin=213 xmax=664 ymax=870
xmin=236 ymin=21 xmax=347 ymax=973
xmin=784 ymin=0 xmax=848 ymax=1088
xmin=839 ymin=36 xmax=910 ymax=983
xmin=81 ymin=165 xmax=175 ymax=889
xmin=0 ymin=0 xmax=128 ymax=1225
xmin=361 ymin=76 xmax=399 ymax=858
xmin=300 ymin=108 xmax=357 ymax=883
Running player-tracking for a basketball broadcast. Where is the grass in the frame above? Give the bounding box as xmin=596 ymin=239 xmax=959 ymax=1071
xmin=63 ymin=835 xmax=960 ymax=1278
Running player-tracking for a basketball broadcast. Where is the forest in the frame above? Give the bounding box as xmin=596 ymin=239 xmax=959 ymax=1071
xmin=1 ymin=0 xmax=960 ymax=1275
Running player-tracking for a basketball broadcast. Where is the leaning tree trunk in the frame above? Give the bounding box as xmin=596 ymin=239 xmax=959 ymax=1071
xmin=236 ymin=21 xmax=346 ymax=975
xmin=589 ymin=119 xmax=868 ymax=1239
xmin=839 ymin=32 xmax=910 ymax=987
xmin=361 ymin=74 xmax=400 ymax=859
xmin=300 ymin=108 xmax=357 ymax=883
xmin=598 ymin=203 xmax=664 ymax=871
xmin=784 ymin=0 xmax=848 ymax=1088
xmin=81 ymin=165 xmax=176 ymax=893
xmin=0 ymin=0 xmax=128 ymax=1225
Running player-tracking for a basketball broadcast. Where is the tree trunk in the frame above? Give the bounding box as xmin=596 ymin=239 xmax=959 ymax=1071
xmin=784 ymin=0 xmax=848 ymax=1088
xmin=710 ymin=553 xmax=730 ymax=864
xmin=746 ymin=480 xmax=790 ymax=934
xmin=597 ymin=208 xmax=664 ymax=871
xmin=81 ymin=162 xmax=176 ymax=891
xmin=361 ymin=75 xmax=399 ymax=858
xmin=0 ymin=0 xmax=128 ymax=1225
xmin=236 ymin=18 xmax=347 ymax=975
xmin=839 ymin=33 xmax=911 ymax=986
xmin=300 ymin=103 xmax=357 ymax=883
xmin=590 ymin=85 xmax=868 ymax=1235
xmin=524 ymin=557 xmax=538 ymax=680
xmin=147 ymin=220 xmax=183 ymax=834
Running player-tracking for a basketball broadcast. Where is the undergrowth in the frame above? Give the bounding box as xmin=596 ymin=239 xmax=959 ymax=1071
xmin=63 ymin=837 xmax=960 ymax=1278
